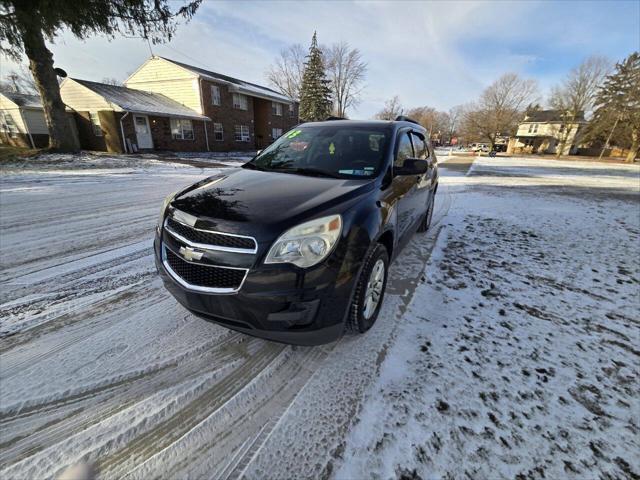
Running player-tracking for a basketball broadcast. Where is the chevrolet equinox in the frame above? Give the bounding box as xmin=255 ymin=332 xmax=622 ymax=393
xmin=154 ymin=118 xmax=438 ymax=345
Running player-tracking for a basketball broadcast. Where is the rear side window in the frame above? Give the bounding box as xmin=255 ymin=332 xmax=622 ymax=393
xmin=395 ymin=132 xmax=414 ymax=167
xmin=410 ymin=132 xmax=428 ymax=159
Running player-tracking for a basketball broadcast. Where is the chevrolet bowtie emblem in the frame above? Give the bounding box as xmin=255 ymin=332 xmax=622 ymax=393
xmin=179 ymin=246 xmax=204 ymax=261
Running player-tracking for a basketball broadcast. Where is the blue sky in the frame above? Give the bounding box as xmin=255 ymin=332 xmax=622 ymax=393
xmin=1 ymin=0 xmax=638 ymax=118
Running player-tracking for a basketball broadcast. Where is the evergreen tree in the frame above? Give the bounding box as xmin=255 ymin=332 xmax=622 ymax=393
xmin=587 ymin=52 xmax=640 ymax=162
xmin=299 ymin=32 xmax=332 ymax=122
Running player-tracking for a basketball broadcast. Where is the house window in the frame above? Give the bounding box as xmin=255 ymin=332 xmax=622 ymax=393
xmin=89 ymin=112 xmax=102 ymax=136
xmin=213 ymin=122 xmax=223 ymax=141
xmin=234 ymin=125 xmax=250 ymax=142
xmin=271 ymin=128 xmax=283 ymax=139
xmin=272 ymin=102 xmax=283 ymax=116
xmin=232 ymin=93 xmax=248 ymax=110
xmin=0 ymin=112 xmax=18 ymax=138
xmin=211 ymin=85 xmax=221 ymax=106
xmin=288 ymin=103 xmax=295 ymax=117
xmin=170 ymin=118 xmax=194 ymax=140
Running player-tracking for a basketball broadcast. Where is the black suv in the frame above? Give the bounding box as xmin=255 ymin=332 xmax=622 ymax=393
xmin=155 ymin=118 xmax=438 ymax=345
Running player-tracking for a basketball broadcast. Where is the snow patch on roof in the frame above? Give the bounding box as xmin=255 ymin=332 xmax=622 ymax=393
xmin=1 ymin=92 xmax=43 ymax=109
xmin=523 ymin=109 xmax=586 ymax=123
xmin=159 ymin=56 xmax=294 ymax=104
xmin=72 ymin=79 xmax=208 ymax=120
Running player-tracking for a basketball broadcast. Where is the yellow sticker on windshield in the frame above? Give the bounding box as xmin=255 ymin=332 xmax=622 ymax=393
xmin=287 ymin=129 xmax=302 ymax=139
xmin=329 ymin=142 xmax=335 ymax=155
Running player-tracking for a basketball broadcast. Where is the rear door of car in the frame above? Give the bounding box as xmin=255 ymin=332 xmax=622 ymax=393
xmin=392 ymin=129 xmax=419 ymax=241
xmin=409 ymin=131 xmax=433 ymax=214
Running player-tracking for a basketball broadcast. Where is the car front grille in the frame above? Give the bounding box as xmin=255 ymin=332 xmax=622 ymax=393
xmin=164 ymin=248 xmax=247 ymax=291
xmin=166 ymin=217 xmax=256 ymax=252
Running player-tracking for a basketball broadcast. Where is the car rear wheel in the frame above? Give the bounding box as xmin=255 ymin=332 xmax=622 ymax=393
xmin=346 ymin=244 xmax=389 ymax=333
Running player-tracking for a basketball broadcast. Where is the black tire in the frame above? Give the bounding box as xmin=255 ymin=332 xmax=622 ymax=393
xmin=417 ymin=190 xmax=436 ymax=233
xmin=346 ymin=243 xmax=390 ymax=334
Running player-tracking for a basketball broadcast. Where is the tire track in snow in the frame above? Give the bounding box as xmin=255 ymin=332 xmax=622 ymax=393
xmin=96 ymin=340 xmax=285 ymax=477
xmin=0 ymin=333 xmax=247 ymax=469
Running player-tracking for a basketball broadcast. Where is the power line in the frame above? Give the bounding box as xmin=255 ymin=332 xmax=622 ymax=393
xmin=161 ymin=43 xmax=211 ymax=69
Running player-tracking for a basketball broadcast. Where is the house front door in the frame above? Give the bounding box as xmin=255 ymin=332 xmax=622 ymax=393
xmin=134 ymin=115 xmax=153 ymax=149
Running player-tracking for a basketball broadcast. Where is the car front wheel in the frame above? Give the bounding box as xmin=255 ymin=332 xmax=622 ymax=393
xmin=346 ymin=243 xmax=389 ymax=333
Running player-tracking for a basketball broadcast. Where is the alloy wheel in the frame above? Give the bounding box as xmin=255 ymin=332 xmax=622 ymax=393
xmin=363 ymin=259 xmax=385 ymax=320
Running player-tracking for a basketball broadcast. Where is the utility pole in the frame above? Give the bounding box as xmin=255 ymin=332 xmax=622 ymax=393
xmin=7 ymin=73 xmax=20 ymax=93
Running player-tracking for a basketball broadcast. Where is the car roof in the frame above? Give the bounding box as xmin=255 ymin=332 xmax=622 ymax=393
xmin=298 ymin=119 xmax=426 ymax=132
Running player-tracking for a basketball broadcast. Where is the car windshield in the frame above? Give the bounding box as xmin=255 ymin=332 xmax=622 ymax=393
xmin=244 ymin=125 xmax=391 ymax=179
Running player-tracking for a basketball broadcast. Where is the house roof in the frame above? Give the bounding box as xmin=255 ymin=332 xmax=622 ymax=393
xmin=0 ymin=91 xmax=43 ymax=109
xmin=70 ymin=78 xmax=209 ymax=120
xmin=158 ymin=56 xmax=294 ymax=104
xmin=523 ymin=109 xmax=586 ymax=123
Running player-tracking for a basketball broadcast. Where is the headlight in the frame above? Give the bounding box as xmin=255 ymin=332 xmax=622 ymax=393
xmin=157 ymin=191 xmax=177 ymax=230
xmin=265 ymin=214 xmax=342 ymax=268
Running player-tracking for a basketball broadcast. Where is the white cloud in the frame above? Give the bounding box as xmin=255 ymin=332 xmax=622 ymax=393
xmin=1 ymin=0 xmax=636 ymax=118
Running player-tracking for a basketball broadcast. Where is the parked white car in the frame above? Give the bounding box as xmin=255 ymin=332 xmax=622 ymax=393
xmin=469 ymin=143 xmax=490 ymax=152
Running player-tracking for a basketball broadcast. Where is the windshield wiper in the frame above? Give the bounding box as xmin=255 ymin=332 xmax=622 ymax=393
xmin=273 ymin=167 xmax=341 ymax=178
xmin=243 ymin=162 xmax=266 ymax=171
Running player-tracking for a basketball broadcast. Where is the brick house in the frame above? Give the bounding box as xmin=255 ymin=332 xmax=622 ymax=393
xmin=60 ymin=78 xmax=210 ymax=153
xmin=0 ymin=91 xmax=78 ymax=149
xmin=508 ymin=109 xmax=586 ymax=155
xmin=124 ymin=56 xmax=299 ymax=151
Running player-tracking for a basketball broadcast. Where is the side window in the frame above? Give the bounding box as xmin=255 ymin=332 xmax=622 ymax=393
xmin=410 ymin=132 xmax=428 ymax=159
xmin=395 ymin=132 xmax=414 ymax=168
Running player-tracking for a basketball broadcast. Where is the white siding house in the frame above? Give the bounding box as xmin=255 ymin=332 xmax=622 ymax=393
xmin=0 ymin=92 xmax=48 ymax=148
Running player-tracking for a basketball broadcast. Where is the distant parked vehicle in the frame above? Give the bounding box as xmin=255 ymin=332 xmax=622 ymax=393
xmin=469 ymin=143 xmax=489 ymax=153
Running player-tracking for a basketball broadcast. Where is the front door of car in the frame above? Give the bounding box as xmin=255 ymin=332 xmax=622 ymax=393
xmin=392 ymin=131 xmax=419 ymax=241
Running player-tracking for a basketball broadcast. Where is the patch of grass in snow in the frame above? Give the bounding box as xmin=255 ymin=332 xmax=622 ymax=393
xmin=0 ymin=145 xmax=41 ymax=163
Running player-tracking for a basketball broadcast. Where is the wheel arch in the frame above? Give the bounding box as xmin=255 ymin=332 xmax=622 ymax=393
xmin=377 ymin=229 xmax=394 ymax=260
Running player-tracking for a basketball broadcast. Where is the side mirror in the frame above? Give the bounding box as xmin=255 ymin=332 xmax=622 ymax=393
xmin=256 ymin=149 xmax=263 ymax=155
xmin=395 ymin=158 xmax=429 ymax=176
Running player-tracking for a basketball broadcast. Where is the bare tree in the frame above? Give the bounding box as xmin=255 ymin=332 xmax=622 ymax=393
xmin=101 ymin=77 xmax=121 ymax=86
xmin=266 ymin=44 xmax=306 ymax=101
xmin=0 ymin=65 xmax=37 ymax=94
xmin=549 ymin=55 xmax=611 ymax=157
xmin=325 ymin=42 xmax=367 ymax=118
xmin=462 ymin=73 xmax=539 ymax=149
xmin=446 ymin=105 xmax=463 ymax=143
xmin=375 ymin=95 xmax=402 ymax=120
xmin=405 ymin=106 xmax=450 ymax=143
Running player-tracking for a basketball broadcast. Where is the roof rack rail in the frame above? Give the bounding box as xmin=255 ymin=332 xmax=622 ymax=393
xmin=395 ymin=115 xmax=420 ymax=125
xmin=325 ymin=116 xmax=346 ymax=121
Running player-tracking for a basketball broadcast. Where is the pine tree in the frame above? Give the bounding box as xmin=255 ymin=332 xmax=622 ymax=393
xmin=588 ymin=52 xmax=640 ymax=162
xmin=299 ymin=32 xmax=332 ymax=122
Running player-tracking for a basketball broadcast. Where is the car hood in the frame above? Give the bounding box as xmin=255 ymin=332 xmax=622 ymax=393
xmin=170 ymin=168 xmax=375 ymax=240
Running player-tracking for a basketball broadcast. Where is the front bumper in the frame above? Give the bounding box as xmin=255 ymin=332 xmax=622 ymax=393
xmin=154 ymin=233 xmax=358 ymax=346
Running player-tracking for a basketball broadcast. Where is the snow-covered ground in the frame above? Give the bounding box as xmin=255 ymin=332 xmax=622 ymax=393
xmin=0 ymin=153 xmax=638 ymax=479
xmin=336 ymin=158 xmax=640 ymax=480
